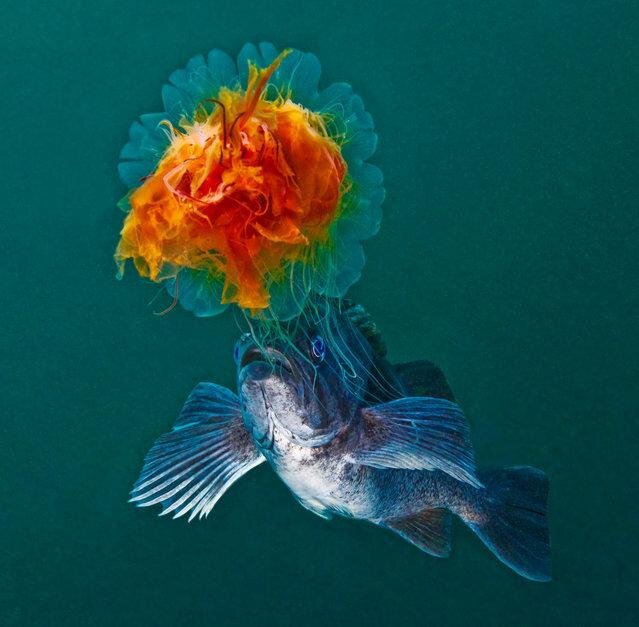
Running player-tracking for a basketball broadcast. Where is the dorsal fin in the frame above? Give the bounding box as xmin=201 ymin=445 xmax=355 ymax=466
xmin=341 ymin=299 xmax=387 ymax=357
xmin=393 ymin=360 xmax=455 ymax=402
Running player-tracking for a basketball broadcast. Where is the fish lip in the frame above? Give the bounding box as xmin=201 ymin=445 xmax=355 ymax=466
xmin=242 ymin=379 xmax=337 ymax=449
xmin=240 ymin=347 xmax=264 ymax=369
xmin=240 ymin=347 xmax=294 ymax=376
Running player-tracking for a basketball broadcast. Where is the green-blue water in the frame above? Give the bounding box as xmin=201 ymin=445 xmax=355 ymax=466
xmin=2 ymin=1 xmax=637 ymax=625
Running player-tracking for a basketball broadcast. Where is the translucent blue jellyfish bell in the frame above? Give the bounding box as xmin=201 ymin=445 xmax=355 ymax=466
xmin=116 ymin=42 xmax=384 ymax=321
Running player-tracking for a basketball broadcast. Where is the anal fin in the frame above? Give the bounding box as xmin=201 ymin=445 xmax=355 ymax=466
xmin=382 ymin=508 xmax=452 ymax=558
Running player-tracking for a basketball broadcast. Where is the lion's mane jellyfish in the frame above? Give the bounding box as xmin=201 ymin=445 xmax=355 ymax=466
xmin=115 ymin=43 xmax=383 ymax=320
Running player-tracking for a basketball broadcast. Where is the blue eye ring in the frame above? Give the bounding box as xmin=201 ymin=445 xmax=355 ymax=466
xmin=311 ymin=335 xmax=326 ymax=361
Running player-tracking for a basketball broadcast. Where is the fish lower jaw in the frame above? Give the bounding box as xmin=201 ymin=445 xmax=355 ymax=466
xmin=249 ymin=417 xmax=275 ymax=453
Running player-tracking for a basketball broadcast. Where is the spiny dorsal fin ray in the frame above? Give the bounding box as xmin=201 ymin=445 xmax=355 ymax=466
xmin=341 ymin=299 xmax=387 ymax=357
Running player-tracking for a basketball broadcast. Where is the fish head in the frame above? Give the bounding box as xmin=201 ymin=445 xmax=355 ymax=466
xmin=235 ymin=306 xmax=373 ymax=451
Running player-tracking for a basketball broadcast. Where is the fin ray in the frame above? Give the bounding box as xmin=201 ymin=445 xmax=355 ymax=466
xmin=349 ymin=397 xmax=481 ymax=487
xmin=467 ymin=466 xmax=551 ymax=581
xmin=163 ymin=455 xmax=235 ymax=518
xmin=295 ymin=497 xmax=334 ymax=520
xmin=130 ymin=383 xmax=264 ymax=519
xmin=382 ymin=508 xmax=452 ymax=558
xmin=342 ymin=299 xmax=387 ymax=356
xmin=393 ymin=360 xmax=455 ymax=401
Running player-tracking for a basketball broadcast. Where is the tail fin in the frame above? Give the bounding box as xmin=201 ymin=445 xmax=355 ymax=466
xmin=469 ymin=466 xmax=551 ymax=582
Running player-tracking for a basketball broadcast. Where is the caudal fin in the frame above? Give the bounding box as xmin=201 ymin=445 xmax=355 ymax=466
xmin=469 ymin=466 xmax=551 ymax=582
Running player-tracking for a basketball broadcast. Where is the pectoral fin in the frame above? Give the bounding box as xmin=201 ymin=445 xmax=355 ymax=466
xmin=295 ymin=497 xmax=353 ymax=521
xmin=295 ymin=497 xmax=334 ymax=520
xmin=347 ymin=397 xmax=482 ymax=487
xmin=381 ymin=508 xmax=452 ymax=558
xmin=130 ymin=382 xmax=264 ymax=521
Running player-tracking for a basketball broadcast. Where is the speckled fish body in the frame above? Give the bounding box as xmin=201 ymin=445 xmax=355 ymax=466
xmin=131 ymin=301 xmax=550 ymax=581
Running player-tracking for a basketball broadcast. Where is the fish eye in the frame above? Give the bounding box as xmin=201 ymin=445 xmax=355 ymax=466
xmin=311 ymin=335 xmax=327 ymax=362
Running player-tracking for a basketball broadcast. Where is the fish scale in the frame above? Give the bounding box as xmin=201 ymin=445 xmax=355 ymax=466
xmin=131 ymin=299 xmax=551 ymax=581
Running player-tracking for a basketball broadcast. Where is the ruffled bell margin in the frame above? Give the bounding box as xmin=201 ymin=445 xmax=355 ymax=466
xmin=117 ymin=42 xmax=383 ymax=319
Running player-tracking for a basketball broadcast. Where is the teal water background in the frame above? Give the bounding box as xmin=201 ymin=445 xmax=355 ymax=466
xmin=2 ymin=1 xmax=638 ymax=625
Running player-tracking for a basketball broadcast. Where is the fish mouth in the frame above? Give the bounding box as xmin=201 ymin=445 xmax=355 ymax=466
xmin=240 ymin=347 xmax=294 ymax=376
xmin=240 ymin=347 xmax=265 ymax=369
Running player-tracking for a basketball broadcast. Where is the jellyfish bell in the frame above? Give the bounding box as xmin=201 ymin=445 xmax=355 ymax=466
xmin=115 ymin=43 xmax=383 ymax=320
